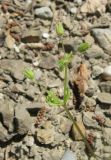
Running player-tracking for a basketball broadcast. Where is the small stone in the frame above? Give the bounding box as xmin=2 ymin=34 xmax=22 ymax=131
xmin=61 ymin=150 xmax=77 ymax=160
xmin=69 ymin=7 xmax=77 ymax=14
xmin=39 ymin=56 xmax=56 ymax=69
xmin=42 ymin=32 xmax=49 ymax=39
xmin=99 ymin=81 xmax=111 ymax=93
xmin=85 ymin=45 xmax=106 ymax=59
xmin=83 ymin=112 xmax=100 ymax=130
xmin=102 ymin=66 xmax=111 ymax=80
xmin=24 ymin=136 xmax=34 ymax=147
xmin=92 ymin=65 xmax=104 ymax=78
xmin=36 ymin=128 xmax=55 ymax=144
xmin=0 ymin=123 xmax=8 ymax=142
xmin=35 ymin=7 xmax=53 ymax=19
xmin=92 ymin=29 xmax=111 ymax=55
xmin=35 ymin=69 xmax=42 ymax=80
xmin=60 ymin=117 xmax=72 ymax=134
xmin=97 ymin=92 xmax=111 ymax=104
xmin=103 ymin=128 xmax=111 ymax=145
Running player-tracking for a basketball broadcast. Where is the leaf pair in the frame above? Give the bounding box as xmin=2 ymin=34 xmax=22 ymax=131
xmin=23 ymin=69 xmax=35 ymax=80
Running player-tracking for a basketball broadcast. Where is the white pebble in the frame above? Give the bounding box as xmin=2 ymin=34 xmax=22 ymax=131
xmin=42 ymin=32 xmax=49 ymax=39
xmin=104 ymin=66 xmax=111 ymax=76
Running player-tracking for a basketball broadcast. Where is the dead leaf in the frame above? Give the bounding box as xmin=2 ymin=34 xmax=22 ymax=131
xmin=81 ymin=0 xmax=107 ymax=14
xmin=5 ymin=32 xmax=15 ymax=49
xmin=74 ymin=63 xmax=90 ymax=96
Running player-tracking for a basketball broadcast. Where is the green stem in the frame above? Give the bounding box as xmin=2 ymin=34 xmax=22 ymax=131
xmin=63 ymin=64 xmax=100 ymax=160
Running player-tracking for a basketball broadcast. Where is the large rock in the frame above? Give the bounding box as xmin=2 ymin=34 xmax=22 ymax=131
xmin=0 ymin=99 xmax=14 ymax=132
xmin=15 ymin=105 xmax=32 ymax=135
xmin=0 ymin=60 xmax=30 ymax=80
xmin=92 ymin=29 xmax=111 ymax=55
xmin=35 ymin=7 xmax=53 ymax=19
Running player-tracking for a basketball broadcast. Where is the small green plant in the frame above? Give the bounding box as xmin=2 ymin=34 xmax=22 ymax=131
xmin=23 ymin=68 xmax=35 ymax=80
xmin=46 ymin=22 xmax=100 ymax=160
xmin=78 ymin=42 xmax=90 ymax=53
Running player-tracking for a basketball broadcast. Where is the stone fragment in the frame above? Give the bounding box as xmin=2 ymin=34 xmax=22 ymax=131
xmin=92 ymin=65 xmax=103 ymax=78
xmin=81 ymin=0 xmax=107 ymax=14
xmin=0 ymin=60 xmax=30 ymax=80
xmin=61 ymin=150 xmax=77 ymax=160
xmin=0 ymin=123 xmax=8 ymax=142
xmin=39 ymin=56 xmax=56 ymax=69
xmin=60 ymin=117 xmax=72 ymax=134
xmin=35 ymin=7 xmax=53 ymax=19
xmin=15 ymin=105 xmax=32 ymax=135
xmin=24 ymin=136 xmax=34 ymax=147
xmin=5 ymin=32 xmax=15 ymax=49
xmin=0 ymin=100 xmax=14 ymax=132
xmin=99 ymin=81 xmax=111 ymax=93
xmin=21 ymin=30 xmax=41 ymax=43
xmin=92 ymin=29 xmax=111 ymax=55
xmin=102 ymin=66 xmax=111 ymax=80
xmin=83 ymin=112 xmax=101 ymax=129
xmin=103 ymin=128 xmax=111 ymax=145
xmin=36 ymin=128 xmax=55 ymax=144
xmin=97 ymin=92 xmax=111 ymax=104
xmin=85 ymin=45 xmax=106 ymax=59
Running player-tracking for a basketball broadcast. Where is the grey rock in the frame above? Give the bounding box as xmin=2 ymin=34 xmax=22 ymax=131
xmin=39 ymin=56 xmax=56 ymax=69
xmin=92 ymin=65 xmax=103 ymax=78
xmin=0 ymin=60 xmax=30 ymax=80
xmin=21 ymin=30 xmax=41 ymax=43
xmin=85 ymin=45 xmax=106 ymax=59
xmin=61 ymin=150 xmax=77 ymax=160
xmin=60 ymin=117 xmax=72 ymax=134
xmin=102 ymin=128 xmax=111 ymax=145
xmin=97 ymin=92 xmax=111 ymax=104
xmin=35 ymin=7 xmax=53 ymax=19
xmin=0 ymin=100 xmax=14 ymax=132
xmin=99 ymin=81 xmax=111 ymax=93
xmin=36 ymin=128 xmax=55 ymax=144
xmin=24 ymin=136 xmax=34 ymax=147
xmin=92 ymin=29 xmax=111 ymax=55
xmin=83 ymin=112 xmax=101 ymax=130
xmin=102 ymin=65 xmax=111 ymax=81
xmin=15 ymin=105 xmax=32 ymax=135
xmin=0 ymin=123 xmax=8 ymax=142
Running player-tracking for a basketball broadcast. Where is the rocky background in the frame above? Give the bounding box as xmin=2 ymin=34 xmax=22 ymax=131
xmin=0 ymin=0 xmax=111 ymax=160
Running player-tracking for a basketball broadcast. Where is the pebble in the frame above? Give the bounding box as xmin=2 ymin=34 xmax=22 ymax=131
xmin=61 ymin=150 xmax=77 ymax=160
xmin=92 ymin=65 xmax=103 ymax=78
xmin=35 ymin=7 xmax=53 ymax=19
xmin=97 ymin=92 xmax=111 ymax=104
xmin=39 ymin=56 xmax=56 ymax=69
xmin=102 ymin=66 xmax=111 ymax=80
xmin=42 ymin=32 xmax=49 ymax=39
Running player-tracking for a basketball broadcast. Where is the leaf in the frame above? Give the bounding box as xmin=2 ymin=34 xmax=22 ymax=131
xmin=46 ymin=91 xmax=63 ymax=106
xmin=56 ymin=22 xmax=64 ymax=36
xmin=23 ymin=68 xmax=35 ymax=80
xmin=78 ymin=42 xmax=90 ymax=53
xmin=74 ymin=63 xmax=90 ymax=96
xmin=58 ymin=53 xmax=73 ymax=71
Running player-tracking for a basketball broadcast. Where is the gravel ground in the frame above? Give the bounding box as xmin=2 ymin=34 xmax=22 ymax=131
xmin=0 ymin=0 xmax=111 ymax=160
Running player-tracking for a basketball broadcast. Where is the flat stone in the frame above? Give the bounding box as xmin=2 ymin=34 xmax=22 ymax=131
xmin=35 ymin=7 xmax=53 ymax=19
xmin=83 ymin=112 xmax=101 ymax=130
xmin=85 ymin=45 xmax=106 ymax=59
xmin=0 ymin=123 xmax=8 ymax=142
xmin=15 ymin=105 xmax=32 ymax=135
xmin=92 ymin=29 xmax=111 ymax=55
xmin=36 ymin=128 xmax=55 ymax=144
xmin=61 ymin=150 xmax=77 ymax=160
xmin=39 ymin=56 xmax=56 ymax=69
xmin=0 ymin=59 xmax=30 ymax=80
xmin=21 ymin=30 xmax=41 ymax=43
xmin=0 ymin=99 xmax=14 ymax=132
xmin=99 ymin=81 xmax=111 ymax=93
xmin=60 ymin=117 xmax=72 ymax=134
xmin=102 ymin=66 xmax=111 ymax=81
xmin=97 ymin=92 xmax=111 ymax=104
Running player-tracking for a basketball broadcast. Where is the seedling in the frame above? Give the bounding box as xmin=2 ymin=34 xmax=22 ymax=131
xmin=78 ymin=42 xmax=90 ymax=53
xmin=23 ymin=68 xmax=35 ymax=80
xmin=46 ymin=22 xmax=100 ymax=160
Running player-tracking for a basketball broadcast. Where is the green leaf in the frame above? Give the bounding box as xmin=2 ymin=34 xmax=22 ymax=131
xmin=46 ymin=91 xmax=63 ymax=106
xmin=56 ymin=22 xmax=64 ymax=36
xmin=78 ymin=42 xmax=90 ymax=53
xmin=58 ymin=53 xmax=73 ymax=71
xmin=23 ymin=68 xmax=35 ymax=80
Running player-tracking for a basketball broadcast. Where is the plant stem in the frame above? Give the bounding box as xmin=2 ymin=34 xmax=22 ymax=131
xmin=63 ymin=64 xmax=99 ymax=160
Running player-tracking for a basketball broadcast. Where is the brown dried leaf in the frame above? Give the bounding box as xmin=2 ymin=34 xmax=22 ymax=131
xmin=74 ymin=63 xmax=90 ymax=96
